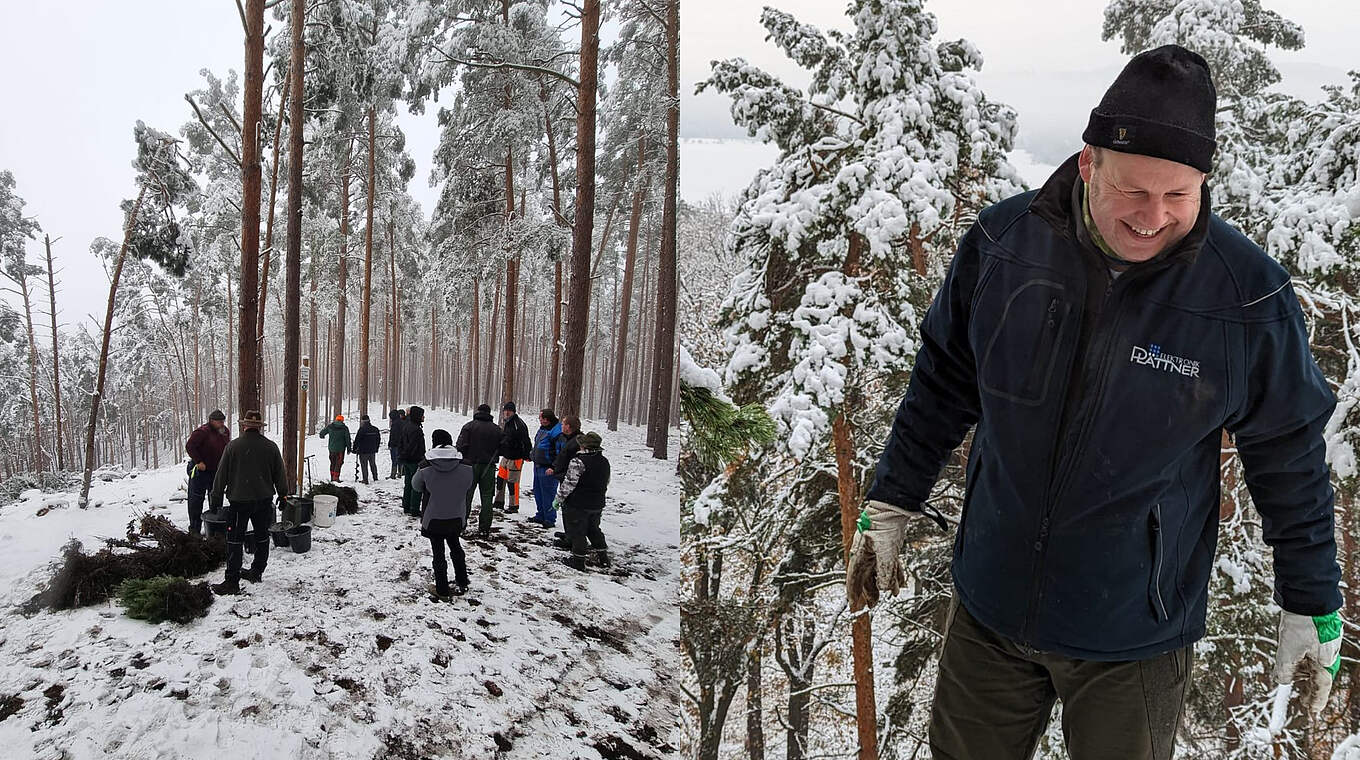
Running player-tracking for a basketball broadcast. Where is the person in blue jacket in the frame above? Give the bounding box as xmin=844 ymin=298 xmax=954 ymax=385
xmin=846 ymin=45 xmax=1343 ymax=760
xmin=528 ymin=409 xmax=562 ymax=527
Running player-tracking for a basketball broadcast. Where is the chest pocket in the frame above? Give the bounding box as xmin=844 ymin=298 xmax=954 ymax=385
xmin=977 ymin=279 xmax=1071 ymax=407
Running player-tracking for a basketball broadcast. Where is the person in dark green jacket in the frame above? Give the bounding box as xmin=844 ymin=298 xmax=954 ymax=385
xmin=318 ymin=414 xmax=352 ymax=481
xmin=209 ymin=409 xmax=288 ymax=595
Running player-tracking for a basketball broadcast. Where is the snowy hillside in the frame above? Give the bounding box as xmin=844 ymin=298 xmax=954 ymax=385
xmin=0 ymin=407 xmax=680 ymax=759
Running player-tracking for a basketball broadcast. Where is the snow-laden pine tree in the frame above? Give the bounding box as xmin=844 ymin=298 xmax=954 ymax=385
xmin=1104 ymin=1 xmax=1360 ymax=754
xmin=686 ymin=1 xmax=1022 ymax=756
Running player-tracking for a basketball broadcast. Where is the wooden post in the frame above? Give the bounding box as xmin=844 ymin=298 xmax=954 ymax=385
xmin=298 ymin=356 xmax=309 ymax=493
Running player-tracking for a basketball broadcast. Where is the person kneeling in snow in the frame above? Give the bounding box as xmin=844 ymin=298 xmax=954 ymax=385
xmin=209 ymin=409 xmax=288 ymax=595
xmin=555 ymin=431 xmax=610 ymax=571
xmin=413 ymin=428 xmax=476 ymax=599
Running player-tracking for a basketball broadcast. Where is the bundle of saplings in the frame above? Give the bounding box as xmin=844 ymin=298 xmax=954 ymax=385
xmin=116 ymin=575 xmax=214 ymax=624
xmin=306 ymin=482 xmax=360 ymax=515
xmin=22 ymin=514 xmax=226 ymax=613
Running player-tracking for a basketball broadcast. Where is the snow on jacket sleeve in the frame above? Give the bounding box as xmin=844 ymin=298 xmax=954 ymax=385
xmin=864 ymin=223 xmax=985 ymax=518
xmin=1225 ymin=282 xmax=1342 ymax=616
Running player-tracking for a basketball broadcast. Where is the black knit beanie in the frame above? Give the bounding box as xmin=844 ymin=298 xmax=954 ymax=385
xmin=431 ymin=428 xmax=453 ymax=447
xmin=1082 ymin=44 xmax=1217 ymax=173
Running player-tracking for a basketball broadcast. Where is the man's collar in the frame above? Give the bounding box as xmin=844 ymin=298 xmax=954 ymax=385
xmin=1028 ymin=152 xmax=1211 ymax=272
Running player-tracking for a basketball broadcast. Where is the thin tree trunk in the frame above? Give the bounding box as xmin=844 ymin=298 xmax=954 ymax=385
xmin=308 ymin=243 xmax=318 ymax=433
xmin=80 ymin=183 xmax=148 ymax=507
xmin=646 ymin=0 xmax=679 ymax=457
xmin=608 ymin=134 xmax=647 ymax=431
xmin=388 ymin=219 xmax=398 ymax=409
xmin=14 ymin=266 xmax=43 ymax=473
xmin=836 ymin=233 xmax=878 ymax=760
xmin=192 ymin=283 xmax=202 ymax=422
xmin=470 ymin=278 xmax=481 ymax=405
xmin=361 ymin=105 xmax=376 ymax=415
xmin=238 ymin=0 xmax=265 ymax=416
xmin=484 ymin=275 xmax=502 ymax=403
xmin=543 ymin=95 xmax=567 ymax=411
xmin=257 ymin=66 xmax=290 ymax=406
xmin=332 ymin=139 xmax=352 ymax=417
xmin=747 ymin=640 xmax=766 ymax=760
xmin=44 ymin=235 xmax=63 ymax=469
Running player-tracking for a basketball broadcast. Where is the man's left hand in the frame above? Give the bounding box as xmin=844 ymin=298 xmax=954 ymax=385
xmin=1273 ymin=609 xmax=1343 ymax=715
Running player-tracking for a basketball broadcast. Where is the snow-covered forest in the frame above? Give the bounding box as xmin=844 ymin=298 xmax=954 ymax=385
xmin=679 ymin=1 xmax=1360 ymax=759
xmin=0 ymin=0 xmax=681 ymax=499
xmin=0 ymin=0 xmax=682 ymax=757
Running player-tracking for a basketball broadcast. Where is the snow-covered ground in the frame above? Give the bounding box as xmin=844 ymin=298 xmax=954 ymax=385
xmin=0 ymin=405 xmax=680 ymax=759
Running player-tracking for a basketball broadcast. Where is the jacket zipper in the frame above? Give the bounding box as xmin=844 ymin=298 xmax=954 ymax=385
xmin=1023 ymin=270 xmax=1121 ymax=646
xmin=1150 ymin=503 xmax=1168 ymax=621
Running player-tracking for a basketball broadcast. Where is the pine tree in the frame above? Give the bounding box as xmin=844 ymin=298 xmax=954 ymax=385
xmin=690 ymin=1 xmax=1022 ymax=755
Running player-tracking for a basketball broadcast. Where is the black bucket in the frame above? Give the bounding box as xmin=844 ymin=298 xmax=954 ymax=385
xmin=269 ymin=521 xmax=294 ymax=548
xmin=282 ymin=497 xmax=313 ymax=526
xmin=202 ymin=512 xmax=228 ymax=538
xmin=286 ymin=524 xmax=312 ymax=554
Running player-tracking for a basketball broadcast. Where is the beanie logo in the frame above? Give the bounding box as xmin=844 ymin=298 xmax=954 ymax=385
xmin=1113 ymin=125 xmax=1134 ymax=146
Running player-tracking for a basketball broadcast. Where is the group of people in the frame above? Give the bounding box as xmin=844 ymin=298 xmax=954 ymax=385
xmin=183 ymin=401 xmax=613 ymax=602
xmin=392 ymin=401 xmax=613 ymax=600
xmin=184 ymin=408 xmax=288 ymax=596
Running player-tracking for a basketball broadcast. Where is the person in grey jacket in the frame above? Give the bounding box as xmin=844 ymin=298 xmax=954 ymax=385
xmin=412 ymin=428 xmax=476 ymax=599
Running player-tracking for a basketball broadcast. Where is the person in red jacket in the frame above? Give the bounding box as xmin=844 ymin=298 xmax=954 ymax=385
xmin=185 ymin=409 xmax=230 ymax=535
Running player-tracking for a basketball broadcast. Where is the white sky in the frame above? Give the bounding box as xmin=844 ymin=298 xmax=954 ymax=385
xmin=3 ymin=1 xmax=1357 ymax=326
xmin=680 ymin=0 xmax=1360 ymax=201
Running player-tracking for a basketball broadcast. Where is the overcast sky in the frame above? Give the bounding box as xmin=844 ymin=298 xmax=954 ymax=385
xmin=680 ymin=0 xmax=1360 ymax=201
xmin=3 ymin=1 xmax=1357 ymax=328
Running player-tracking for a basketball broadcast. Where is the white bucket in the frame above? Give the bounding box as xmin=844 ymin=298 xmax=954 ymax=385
xmin=311 ymin=494 xmax=338 ymax=528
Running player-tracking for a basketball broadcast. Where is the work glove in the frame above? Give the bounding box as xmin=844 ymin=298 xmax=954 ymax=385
xmin=846 ymin=500 xmax=911 ymax=609
xmin=1274 ymin=609 xmax=1343 ymax=715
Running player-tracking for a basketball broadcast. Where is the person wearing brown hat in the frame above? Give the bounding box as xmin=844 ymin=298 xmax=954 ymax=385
xmin=846 ymin=44 xmax=1342 ymax=758
xmin=184 ymin=409 xmax=229 ymax=535
xmin=209 ymin=410 xmax=289 ymax=594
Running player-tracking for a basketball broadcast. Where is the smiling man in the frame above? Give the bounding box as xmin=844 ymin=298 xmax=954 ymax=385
xmin=846 ymin=45 xmax=1343 ymax=759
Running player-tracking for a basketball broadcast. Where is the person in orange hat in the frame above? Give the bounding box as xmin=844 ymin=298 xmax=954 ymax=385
xmin=318 ymin=413 xmax=352 ymax=481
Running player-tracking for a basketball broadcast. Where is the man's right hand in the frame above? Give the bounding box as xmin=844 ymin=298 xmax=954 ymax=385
xmin=195 ymin=462 xmax=206 ymax=472
xmin=846 ymin=500 xmax=912 ymax=609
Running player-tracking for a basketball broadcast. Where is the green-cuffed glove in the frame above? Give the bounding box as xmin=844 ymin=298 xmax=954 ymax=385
xmin=845 ymin=500 xmax=911 ymax=609
xmin=1273 ymin=609 xmax=1343 ymax=715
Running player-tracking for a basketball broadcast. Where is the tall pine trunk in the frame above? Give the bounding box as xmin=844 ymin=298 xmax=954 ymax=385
xmin=557 ymin=0 xmax=600 ymax=416
xmin=283 ymin=0 xmax=305 ymax=489
xmin=646 ymin=0 xmax=679 ymax=457
xmin=361 ymin=105 xmax=376 ymax=416
xmin=237 ymin=0 xmax=265 ymax=416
